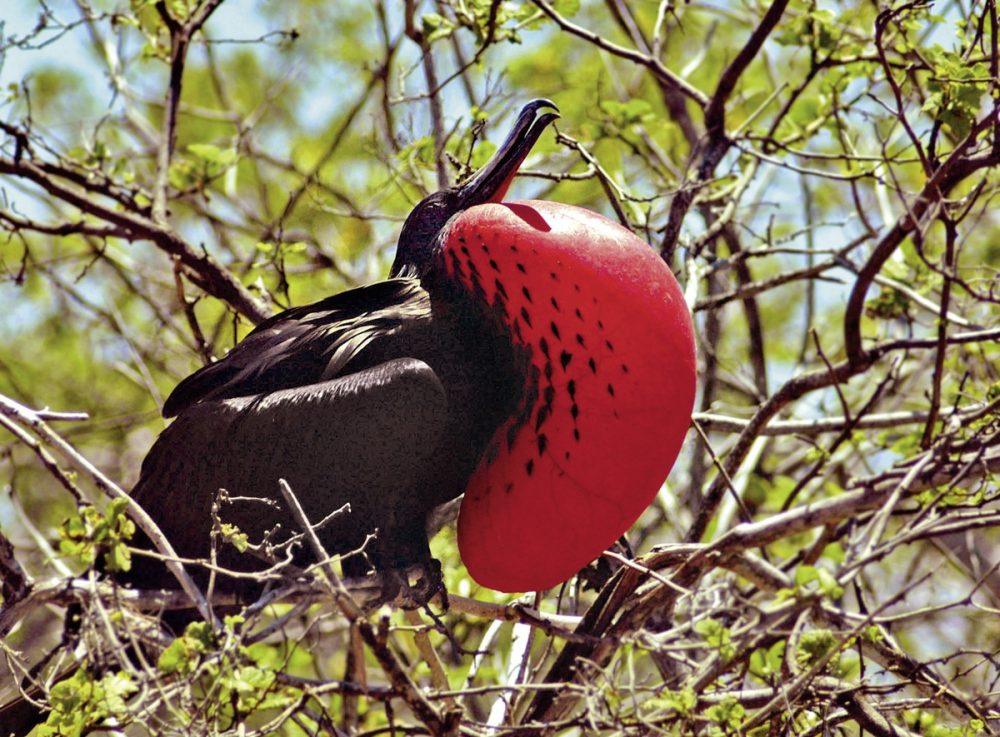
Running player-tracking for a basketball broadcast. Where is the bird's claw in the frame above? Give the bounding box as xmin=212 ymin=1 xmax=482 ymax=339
xmin=376 ymin=559 xmax=447 ymax=610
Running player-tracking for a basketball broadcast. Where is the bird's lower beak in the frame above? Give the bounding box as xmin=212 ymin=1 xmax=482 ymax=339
xmin=457 ymin=99 xmax=560 ymax=206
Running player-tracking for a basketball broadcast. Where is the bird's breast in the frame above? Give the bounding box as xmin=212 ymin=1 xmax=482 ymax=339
xmin=439 ymin=200 xmax=697 ymax=593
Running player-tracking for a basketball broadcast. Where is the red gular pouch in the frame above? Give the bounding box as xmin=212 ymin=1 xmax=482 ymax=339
xmin=445 ymin=200 xmax=697 ymax=592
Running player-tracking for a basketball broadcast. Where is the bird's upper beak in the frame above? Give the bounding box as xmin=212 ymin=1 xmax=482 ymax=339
xmin=456 ymin=99 xmax=560 ymax=206
xmin=389 ymin=100 xmax=559 ymax=278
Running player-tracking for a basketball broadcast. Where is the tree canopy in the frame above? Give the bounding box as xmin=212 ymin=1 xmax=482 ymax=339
xmin=1 ymin=0 xmax=999 ymax=735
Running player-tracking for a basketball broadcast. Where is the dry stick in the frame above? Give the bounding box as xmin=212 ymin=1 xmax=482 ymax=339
xmin=531 ymin=0 xmax=708 ymax=108
xmin=29 ymin=410 xmax=89 ymax=422
xmin=343 ymin=622 xmax=364 ymax=731
xmin=654 ymin=520 xmax=944 ymax=723
xmin=151 ymin=3 xmax=185 ymax=225
xmin=991 ymin=0 xmax=1000 ymax=160
xmin=718 ymin=223 xmax=768 ymax=399
xmin=403 ymin=0 xmax=448 ymax=190
xmin=848 ymin=454 xmax=936 ymax=592
xmin=0 ymin=413 xmax=84 ymax=503
xmin=0 ymin=574 xmax=592 ymax=661
xmin=692 ymin=402 xmax=992 ymax=436
xmin=768 ymin=333 xmax=892 ymax=516
xmin=88 ymin=239 xmax=202 ymax=355
xmin=842 ymin=109 xmax=999 ymax=365
xmin=0 ymin=393 xmax=214 ymax=624
xmin=9 ymin=492 xmax=73 ymax=582
xmin=873 ymin=5 xmax=933 ymax=177
xmin=681 ymin=597 xmax=803 ymax=697
xmin=0 ymin=209 xmax=130 ymax=239
xmin=0 ymin=526 xmax=29 ymax=605
xmin=816 ymin=604 xmax=989 ymax=727
xmin=527 ymin=356 xmax=908 ymax=721
xmin=692 ymin=238 xmax=864 ymax=312
xmin=691 ymin=418 xmax=754 ymax=526
xmin=741 ymin=578 xmax=930 ymax=733
xmin=520 ymin=564 xmax=646 ymax=724
xmin=0 ymin=582 xmax=105 ymax=641
xmin=660 ymin=0 xmax=792 ymax=261
xmin=276 ymin=479 xmax=453 ymax=736
xmin=841 ymin=692 xmax=922 ymax=737
xmin=704 ymin=0 xmax=792 ymax=135
xmin=587 ymin=0 xmax=790 ymax=530
xmin=601 ymin=550 xmax=690 ymax=596
xmin=446 ymin=594 xmax=583 ymax=635
xmin=266 ymin=70 xmax=385 ymax=240
xmin=150 ymin=0 xmax=226 ymax=224
xmin=412 ymin=0 xmax=501 ymax=101
xmin=691 ymin=449 xmax=1000 ymax=565
xmin=527 ymin=445 xmax=1000 ymax=725
xmin=686 ymin=251 xmax=723 ymax=505
xmin=422 ymin=51 xmax=448 ymax=190
xmin=173 ymin=264 xmax=212 ymax=364
xmin=554 ymin=131 xmax=630 ymax=226
xmin=873 ymin=272 xmax=974 ymax=328
xmin=685 ymin=323 xmax=1000 ymax=548
xmin=0 ymin=122 xmax=144 ymax=211
xmin=402 ymin=609 xmax=456 ymax=708
xmin=685 ymin=349 xmax=878 ymax=546
xmin=920 ymin=217 xmax=958 ymax=448
xmin=571 ymin=3 xmax=685 ymax=156
xmin=0 ymin=155 xmax=270 ymax=323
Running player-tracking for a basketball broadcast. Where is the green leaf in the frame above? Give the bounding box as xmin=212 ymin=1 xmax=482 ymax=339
xmin=551 ymin=0 xmax=580 ymax=17
xmin=706 ymin=695 xmax=745 ymax=731
xmin=224 ymin=665 xmax=279 ymax=711
xmin=654 ymin=687 xmax=697 ymax=716
xmin=38 ymin=670 xmax=136 ymax=737
xmin=600 ymin=99 xmax=653 ymax=129
xmin=106 ymin=542 xmax=131 ymax=572
xmin=157 ymin=621 xmax=214 ymax=675
xmin=764 ymin=475 xmax=797 ymax=509
xmin=470 ymin=140 xmax=497 ymax=170
xmin=157 ymin=639 xmax=194 ymax=675
xmin=795 ymin=629 xmax=838 ymax=668
xmin=397 ymin=135 xmax=437 ymax=169
xmin=220 ymin=523 xmax=249 ymax=553
xmin=821 ymin=543 xmax=845 ymax=565
xmin=695 ymin=618 xmax=736 ymax=661
xmin=863 ymin=625 xmax=885 ymax=643
xmin=795 ymin=565 xmax=843 ymax=599
xmin=421 ymin=12 xmax=456 ymax=42
xmin=58 ymin=501 xmax=135 ymax=572
xmin=749 ymin=640 xmax=786 ymax=680
xmin=188 ymin=143 xmax=238 ymax=167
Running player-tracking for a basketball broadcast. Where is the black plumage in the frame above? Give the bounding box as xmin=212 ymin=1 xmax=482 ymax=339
xmin=127 ymin=276 xmax=523 ymax=591
xmin=124 ymin=101 xmax=559 ymax=593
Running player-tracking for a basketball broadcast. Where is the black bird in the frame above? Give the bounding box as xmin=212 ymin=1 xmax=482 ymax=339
xmin=125 ymin=98 xmax=696 ymax=597
xmin=124 ymin=101 xmax=561 ymax=595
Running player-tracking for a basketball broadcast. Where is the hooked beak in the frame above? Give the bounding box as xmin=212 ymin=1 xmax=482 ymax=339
xmin=389 ymin=100 xmax=559 ymax=278
xmin=456 ymin=99 xmax=560 ymax=206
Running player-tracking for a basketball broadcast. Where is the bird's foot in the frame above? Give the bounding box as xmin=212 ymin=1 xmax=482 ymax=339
xmin=413 ymin=558 xmax=448 ymax=611
xmin=383 ymin=559 xmax=446 ymax=611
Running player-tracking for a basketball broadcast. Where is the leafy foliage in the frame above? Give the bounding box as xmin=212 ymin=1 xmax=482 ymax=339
xmin=58 ymin=498 xmax=135 ymax=573
xmin=37 ymin=669 xmax=137 ymax=737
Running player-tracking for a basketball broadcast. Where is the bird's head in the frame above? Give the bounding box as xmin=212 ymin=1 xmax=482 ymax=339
xmin=391 ymin=99 xmax=559 ymax=277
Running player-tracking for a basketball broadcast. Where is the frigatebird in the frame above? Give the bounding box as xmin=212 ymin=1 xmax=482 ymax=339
xmin=125 ymin=99 xmax=697 ymax=597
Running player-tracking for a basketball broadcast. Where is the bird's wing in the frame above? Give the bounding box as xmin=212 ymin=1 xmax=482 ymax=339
xmin=130 ymin=358 xmax=450 ymax=584
xmin=162 ymin=278 xmax=432 ymax=417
